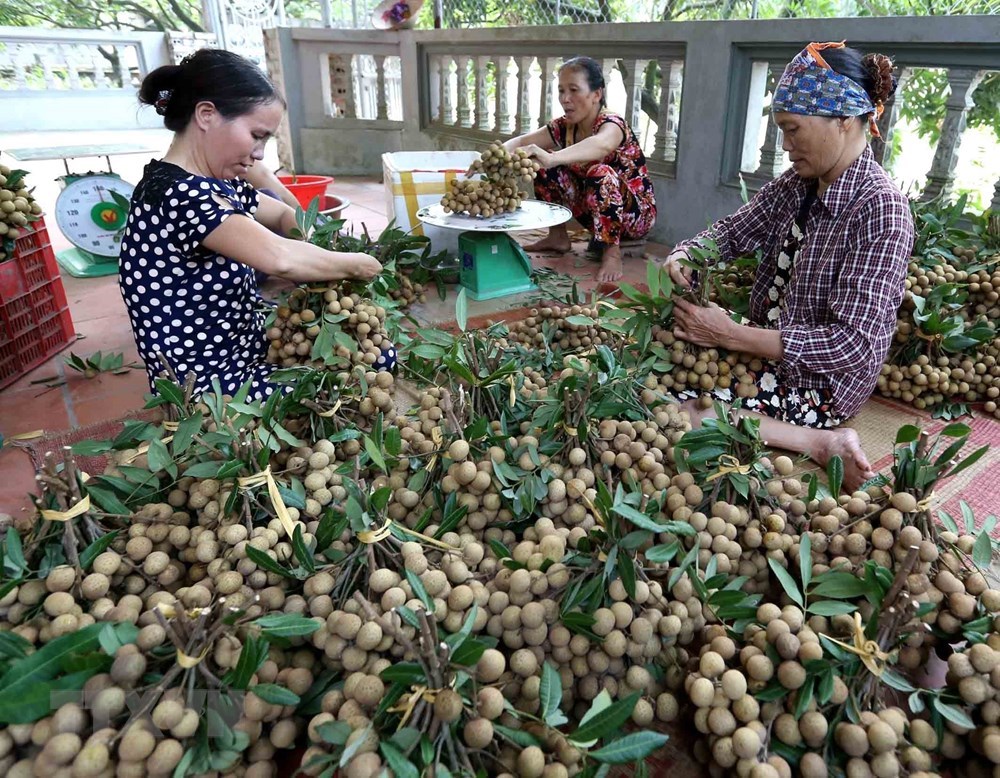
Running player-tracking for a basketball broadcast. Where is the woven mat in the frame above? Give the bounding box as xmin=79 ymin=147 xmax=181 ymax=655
xmin=846 ymin=397 xmax=1000 ymax=532
xmin=18 ymin=409 xmax=162 ymax=479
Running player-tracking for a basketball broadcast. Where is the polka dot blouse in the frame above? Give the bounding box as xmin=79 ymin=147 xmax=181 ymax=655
xmin=119 ymin=160 xmax=278 ymax=400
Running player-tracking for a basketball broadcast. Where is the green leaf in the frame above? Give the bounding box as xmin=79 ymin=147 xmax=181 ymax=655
xmin=146 ymin=437 xmax=173 ymax=474
xmin=245 ymin=545 xmax=294 ymax=579
xmin=0 ymin=632 xmax=32 ymax=662
xmin=251 ymin=683 xmax=300 ymax=706
xmin=880 ymin=669 xmax=916 ymax=693
xmin=364 ymin=436 xmax=387 ymax=473
xmin=443 ymin=604 xmax=478 ymax=653
xmin=589 ymin=731 xmax=671 ymax=764
xmin=810 ymin=571 xmax=870 ymax=600
xmin=972 ymin=531 xmax=993 ymax=568
xmin=79 ymin=531 xmax=120 ymax=571
xmin=793 ymin=677 xmax=814 ymax=719
xmin=539 ymin=662 xmax=567 ymax=728
xmin=70 ymin=439 xmax=113 ymax=456
xmin=97 ymin=622 xmax=139 ymax=656
xmin=405 ymin=569 xmax=434 ymax=613
xmin=565 ymin=314 xmax=596 ymax=326
xmin=255 ymin=614 xmax=320 ymax=639
xmin=153 ymin=379 xmax=186 ymax=408
xmin=932 ymin=698 xmax=974 ymax=730
xmin=895 ymin=425 xmax=921 ymax=445
xmin=644 ymin=542 xmax=680 ymax=564
xmin=455 ymin=288 xmax=468 ymax=332
xmin=806 ymin=600 xmax=859 ymax=617
xmin=3 ymin=528 xmax=27 ymax=578
xmin=223 ymin=634 xmax=268 ymax=690
xmin=172 ymin=413 xmax=203 ymax=456
xmin=380 ymin=741 xmax=419 ymax=778
xmin=316 ymin=720 xmax=352 ymax=745
xmin=827 ymin=455 xmax=844 ymax=496
xmin=569 ymin=692 xmax=640 ymax=746
xmin=0 ymin=623 xmax=105 ymax=723
xmin=799 ymin=533 xmax=812 ymax=592
xmin=494 ymin=724 xmax=542 ymax=749
xmin=291 ymin=525 xmax=316 ymax=574
xmin=768 ymin=557 xmax=804 ymax=608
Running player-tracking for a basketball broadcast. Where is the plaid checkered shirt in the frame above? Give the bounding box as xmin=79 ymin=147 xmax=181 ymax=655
xmin=676 ymin=146 xmax=914 ymax=419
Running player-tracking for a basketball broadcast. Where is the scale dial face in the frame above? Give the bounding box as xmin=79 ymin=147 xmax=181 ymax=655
xmin=55 ymin=174 xmax=135 ymax=258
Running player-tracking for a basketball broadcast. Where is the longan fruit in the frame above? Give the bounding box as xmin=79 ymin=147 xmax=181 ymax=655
xmin=835 ymin=723 xmax=869 ymax=758
xmin=699 ymin=650 xmax=725 ymax=679
xmin=463 ymin=718 xmax=494 ymax=749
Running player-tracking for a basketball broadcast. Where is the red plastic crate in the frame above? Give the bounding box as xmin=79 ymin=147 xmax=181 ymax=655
xmin=0 ymin=217 xmax=75 ymax=390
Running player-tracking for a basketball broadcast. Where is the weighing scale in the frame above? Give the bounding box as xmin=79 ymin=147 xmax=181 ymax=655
xmin=416 ymin=200 xmax=572 ymax=301
xmin=5 ymin=144 xmax=154 ymax=278
xmin=53 ymin=173 xmax=135 ymax=277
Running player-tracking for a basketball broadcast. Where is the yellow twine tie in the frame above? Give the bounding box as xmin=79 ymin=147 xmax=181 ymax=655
xmin=238 ymin=465 xmax=301 ymax=540
xmin=706 ymin=454 xmax=752 ymax=482
xmin=387 ymin=685 xmax=443 ymax=729
xmin=40 ymin=495 xmax=92 ymax=522
xmin=357 ymin=519 xmax=456 ymax=551
xmin=563 ymin=424 xmax=578 ymax=437
xmin=317 ymin=399 xmax=343 ymax=418
xmin=914 ymin=492 xmax=936 ymax=512
xmin=826 ymin=612 xmax=895 ymax=678
xmin=508 ymin=376 xmax=516 ymax=408
xmin=176 ymin=647 xmax=210 ymax=669
xmin=162 ymin=421 xmax=180 ymax=431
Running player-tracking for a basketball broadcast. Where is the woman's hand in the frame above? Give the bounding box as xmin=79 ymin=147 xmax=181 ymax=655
xmin=661 ymin=249 xmax=694 ymax=289
xmin=673 ymin=298 xmax=734 ymax=348
xmin=521 ymin=144 xmax=557 ymax=170
xmin=346 ymin=253 xmax=383 ymax=281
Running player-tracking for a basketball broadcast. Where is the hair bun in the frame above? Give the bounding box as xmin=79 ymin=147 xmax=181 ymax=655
xmin=862 ymin=53 xmax=896 ymax=104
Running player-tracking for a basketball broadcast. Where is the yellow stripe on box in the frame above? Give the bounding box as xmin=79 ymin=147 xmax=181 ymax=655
xmin=395 ymin=170 xmax=459 ymax=237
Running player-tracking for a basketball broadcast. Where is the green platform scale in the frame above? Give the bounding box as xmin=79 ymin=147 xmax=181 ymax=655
xmin=53 ymin=172 xmax=135 ymax=278
xmin=416 ymin=200 xmax=572 ymax=301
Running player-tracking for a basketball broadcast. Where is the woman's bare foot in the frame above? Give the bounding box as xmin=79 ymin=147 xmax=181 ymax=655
xmin=813 ymin=427 xmax=875 ymax=492
xmin=597 ymin=244 xmax=623 ymax=283
xmin=523 ymin=227 xmax=571 ymax=253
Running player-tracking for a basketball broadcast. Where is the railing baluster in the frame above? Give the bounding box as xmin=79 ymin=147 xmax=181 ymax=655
xmin=515 ymin=56 xmax=533 ymax=134
xmin=429 ymin=55 xmax=441 ymax=124
xmin=456 ymin=55 xmax=471 ymax=129
xmin=62 ymin=44 xmax=81 ymax=90
xmin=623 ymin=58 xmax=647 ymax=132
xmin=91 ymin=48 xmax=110 ymax=88
xmin=990 ymin=177 xmax=1000 ymax=215
xmin=40 ymin=45 xmax=57 ymax=89
xmin=440 ymin=55 xmax=454 ymax=126
xmin=342 ymin=54 xmax=358 ymax=119
xmin=922 ymin=66 xmax=985 ymax=201
xmin=374 ymin=54 xmax=389 ymax=121
xmin=873 ymin=67 xmax=911 ymax=168
xmin=13 ymin=44 xmax=28 ymax=89
xmin=494 ymin=56 xmax=511 ymax=136
xmin=537 ymin=56 xmax=554 ymax=125
xmin=652 ymin=58 xmax=682 ymax=162
xmin=754 ymin=62 xmax=787 ymax=180
xmin=115 ymin=45 xmax=131 ymax=89
xmin=475 ymin=55 xmax=490 ymax=131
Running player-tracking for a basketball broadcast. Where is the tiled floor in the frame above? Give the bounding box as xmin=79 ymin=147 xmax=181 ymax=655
xmin=0 ymin=174 xmax=668 ymax=517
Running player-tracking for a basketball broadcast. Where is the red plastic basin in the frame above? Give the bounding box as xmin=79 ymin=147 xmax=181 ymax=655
xmin=277 ymin=175 xmax=335 ymax=209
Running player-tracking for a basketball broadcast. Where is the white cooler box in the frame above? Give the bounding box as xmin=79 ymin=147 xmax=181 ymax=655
xmin=382 ymin=151 xmax=480 ymax=258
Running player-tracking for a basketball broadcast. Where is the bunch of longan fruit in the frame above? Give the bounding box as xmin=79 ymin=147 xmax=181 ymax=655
xmin=441 ymin=141 xmax=540 ymax=218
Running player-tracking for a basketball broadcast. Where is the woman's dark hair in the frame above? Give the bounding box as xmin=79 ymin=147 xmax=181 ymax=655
xmin=139 ymin=49 xmax=284 ymax=133
xmin=822 ymin=46 xmax=897 ymax=108
xmin=559 ymin=56 xmax=607 ymax=108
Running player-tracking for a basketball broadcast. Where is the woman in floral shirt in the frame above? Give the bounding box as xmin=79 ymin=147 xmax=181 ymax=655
xmin=662 ymin=43 xmax=914 ymax=491
xmin=503 ymin=56 xmax=656 ymax=284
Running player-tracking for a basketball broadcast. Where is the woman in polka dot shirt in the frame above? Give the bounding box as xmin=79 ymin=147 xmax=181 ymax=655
xmin=121 ymin=49 xmax=382 ymax=400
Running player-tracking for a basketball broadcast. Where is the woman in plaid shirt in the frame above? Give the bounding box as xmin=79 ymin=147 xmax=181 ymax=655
xmin=664 ymin=43 xmax=915 ymax=491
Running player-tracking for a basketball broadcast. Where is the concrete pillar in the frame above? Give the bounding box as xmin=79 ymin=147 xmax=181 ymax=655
xmin=375 ymin=54 xmax=388 ymax=121
xmin=538 ymin=56 xmax=554 ymax=125
xmin=754 ymin=62 xmax=787 ymax=180
xmin=922 ymin=67 xmax=985 ymax=201
xmin=740 ymin=60 xmax=769 ymax=172
xmin=873 ymin=67 xmax=911 ymax=169
xmin=495 ymin=56 xmax=511 ymax=135
xmin=475 ymin=55 xmax=491 ymax=131
xmin=456 ymin=55 xmax=471 ymax=128
xmin=653 ymin=58 xmax=682 ymax=163
xmin=623 ymin=58 xmax=648 ymax=132
xmin=516 ymin=56 xmax=534 ymax=134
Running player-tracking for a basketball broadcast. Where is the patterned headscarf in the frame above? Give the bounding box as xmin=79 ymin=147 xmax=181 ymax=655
xmin=772 ymin=41 xmax=883 ymax=138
